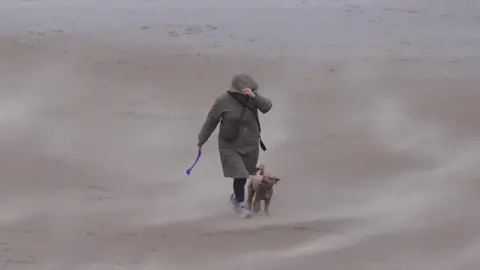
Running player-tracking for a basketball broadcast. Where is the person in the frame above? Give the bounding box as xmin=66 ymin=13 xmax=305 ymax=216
xmin=197 ymin=73 xmax=273 ymax=218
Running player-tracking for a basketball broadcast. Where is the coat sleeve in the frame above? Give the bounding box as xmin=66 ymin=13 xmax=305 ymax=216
xmin=197 ymin=96 xmax=223 ymax=147
xmin=253 ymin=93 xmax=272 ymax=114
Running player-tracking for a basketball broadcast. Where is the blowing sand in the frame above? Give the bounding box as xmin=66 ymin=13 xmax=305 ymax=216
xmin=1 ymin=0 xmax=479 ymax=269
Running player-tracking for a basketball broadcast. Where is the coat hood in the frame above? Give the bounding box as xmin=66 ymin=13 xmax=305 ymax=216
xmin=227 ymin=73 xmax=259 ymax=93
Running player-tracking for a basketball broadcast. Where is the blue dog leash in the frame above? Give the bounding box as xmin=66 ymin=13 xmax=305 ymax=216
xmin=185 ymin=149 xmax=202 ymax=176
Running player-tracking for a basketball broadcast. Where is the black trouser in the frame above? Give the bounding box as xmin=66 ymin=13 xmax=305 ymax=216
xmin=233 ymin=178 xmax=247 ymax=203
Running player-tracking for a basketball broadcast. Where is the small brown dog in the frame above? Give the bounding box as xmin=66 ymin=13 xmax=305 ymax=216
xmin=246 ymin=164 xmax=281 ymax=216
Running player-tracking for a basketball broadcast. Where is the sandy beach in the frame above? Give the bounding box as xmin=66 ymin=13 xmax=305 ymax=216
xmin=0 ymin=0 xmax=479 ymax=269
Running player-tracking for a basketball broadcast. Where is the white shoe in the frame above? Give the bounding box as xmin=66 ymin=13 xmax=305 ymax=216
xmin=230 ymin=193 xmax=251 ymax=219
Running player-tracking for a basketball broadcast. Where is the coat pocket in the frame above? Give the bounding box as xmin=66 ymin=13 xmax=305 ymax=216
xmin=219 ymin=119 xmax=244 ymax=143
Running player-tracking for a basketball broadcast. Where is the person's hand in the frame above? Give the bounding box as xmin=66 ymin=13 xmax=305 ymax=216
xmin=241 ymin=88 xmax=256 ymax=98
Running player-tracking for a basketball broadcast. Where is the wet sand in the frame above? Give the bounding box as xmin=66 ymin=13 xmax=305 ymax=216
xmin=1 ymin=1 xmax=480 ymax=269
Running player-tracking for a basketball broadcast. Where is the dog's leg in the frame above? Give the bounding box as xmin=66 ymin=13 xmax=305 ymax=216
xmin=247 ymin=182 xmax=255 ymax=211
xmin=264 ymin=197 xmax=271 ymax=216
xmin=252 ymin=197 xmax=261 ymax=213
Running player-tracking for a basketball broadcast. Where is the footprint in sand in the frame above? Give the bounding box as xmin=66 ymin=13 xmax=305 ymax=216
xmin=383 ymin=8 xmax=421 ymax=14
xmin=206 ymin=24 xmax=219 ymax=31
xmin=397 ymin=40 xmax=411 ymax=45
xmin=211 ymin=41 xmax=222 ymax=47
xmin=184 ymin=26 xmax=203 ymax=35
xmin=168 ymin=30 xmax=179 ymax=37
